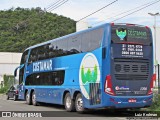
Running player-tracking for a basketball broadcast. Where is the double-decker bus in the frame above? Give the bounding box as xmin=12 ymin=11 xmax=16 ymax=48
xmin=14 ymin=23 xmax=154 ymax=112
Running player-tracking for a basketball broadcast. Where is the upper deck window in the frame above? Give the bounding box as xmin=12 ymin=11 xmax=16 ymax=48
xmin=20 ymin=50 xmax=29 ymax=65
xmin=28 ymin=27 xmax=104 ymax=64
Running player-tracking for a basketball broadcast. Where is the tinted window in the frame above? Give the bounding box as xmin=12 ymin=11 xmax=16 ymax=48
xmin=19 ymin=68 xmax=24 ymax=85
xmin=81 ymin=32 xmax=90 ymax=52
xmin=25 ymin=70 xmax=65 ymax=86
xmin=56 ymin=39 xmax=68 ymax=56
xmin=68 ymin=35 xmax=81 ymax=54
xmin=81 ymin=28 xmax=103 ymax=52
xmin=28 ymin=48 xmax=38 ymax=64
xmin=10 ymin=86 xmax=15 ymax=91
xmin=28 ymin=44 xmax=50 ymax=64
xmin=111 ymin=25 xmax=152 ymax=45
xmin=20 ymin=50 xmax=29 ymax=65
xmin=49 ymin=42 xmax=57 ymax=58
xmin=28 ymin=27 xmax=103 ymax=61
xmin=90 ymin=28 xmax=103 ymax=51
xmin=19 ymin=50 xmax=28 ymax=84
xmin=36 ymin=46 xmax=46 ymax=60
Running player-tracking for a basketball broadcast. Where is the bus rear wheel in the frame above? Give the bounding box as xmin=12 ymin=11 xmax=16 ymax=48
xmin=26 ymin=91 xmax=32 ymax=105
xmin=32 ymin=91 xmax=38 ymax=106
xmin=75 ymin=93 xmax=85 ymax=113
xmin=64 ymin=93 xmax=75 ymax=112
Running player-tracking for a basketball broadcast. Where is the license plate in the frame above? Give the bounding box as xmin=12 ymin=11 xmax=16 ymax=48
xmin=128 ymin=98 xmax=137 ymax=103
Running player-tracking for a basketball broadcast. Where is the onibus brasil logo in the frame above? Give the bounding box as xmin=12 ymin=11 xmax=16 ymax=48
xmin=79 ymin=53 xmax=100 ymax=99
xmin=116 ymin=28 xmax=127 ymax=40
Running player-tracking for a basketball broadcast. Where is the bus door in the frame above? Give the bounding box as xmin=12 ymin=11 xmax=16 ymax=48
xmin=19 ymin=64 xmax=25 ymax=99
xmin=18 ymin=50 xmax=29 ymax=99
xmin=14 ymin=64 xmax=25 ymax=99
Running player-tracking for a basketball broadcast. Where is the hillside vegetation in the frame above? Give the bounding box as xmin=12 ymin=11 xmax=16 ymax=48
xmin=0 ymin=7 xmax=76 ymax=52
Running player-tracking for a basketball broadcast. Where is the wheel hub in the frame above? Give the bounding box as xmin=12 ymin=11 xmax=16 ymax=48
xmin=26 ymin=94 xmax=29 ymax=103
xmin=66 ymin=97 xmax=71 ymax=108
xmin=32 ymin=94 xmax=36 ymax=104
xmin=77 ymin=98 xmax=83 ymax=110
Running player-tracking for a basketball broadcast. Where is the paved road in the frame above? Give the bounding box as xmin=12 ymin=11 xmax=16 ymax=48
xmin=0 ymin=94 xmax=130 ymax=120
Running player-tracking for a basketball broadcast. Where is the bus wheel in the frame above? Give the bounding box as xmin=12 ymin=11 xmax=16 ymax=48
xmin=64 ymin=93 xmax=75 ymax=112
xmin=26 ymin=91 xmax=32 ymax=105
xmin=32 ymin=91 xmax=38 ymax=106
xmin=75 ymin=93 xmax=85 ymax=113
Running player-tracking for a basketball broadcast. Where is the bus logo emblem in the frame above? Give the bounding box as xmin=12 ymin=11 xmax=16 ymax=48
xmin=116 ymin=28 xmax=127 ymax=40
xmin=79 ymin=53 xmax=100 ymax=99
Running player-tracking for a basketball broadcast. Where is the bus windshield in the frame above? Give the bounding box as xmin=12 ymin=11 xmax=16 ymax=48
xmin=111 ymin=25 xmax=152 ymax=45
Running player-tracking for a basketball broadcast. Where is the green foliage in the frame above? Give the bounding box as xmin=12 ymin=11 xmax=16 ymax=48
xmin=148 ymin=94 xmax=160 ymax=111
xmin=0 ymin=7 xmax=76 ymax=52
xmin=3 ymin=75 xmax=14 ymax=88
xmin=81 ymin=64 xmax=98 ymax=84
xmin=0 ymin=87 xmax=8 ymax=94
xmin=0 ymin=75 xmax=14 ymax=93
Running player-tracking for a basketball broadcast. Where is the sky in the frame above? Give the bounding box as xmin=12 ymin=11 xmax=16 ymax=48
xmin=0 ymin=0 xmax=160 ymax=27
xmin=0 ymin=0 xmax=160 ymax=63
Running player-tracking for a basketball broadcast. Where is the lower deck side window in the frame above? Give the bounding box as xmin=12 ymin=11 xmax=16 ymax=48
xmin=25 ymin=70 xmax=65 ymax=86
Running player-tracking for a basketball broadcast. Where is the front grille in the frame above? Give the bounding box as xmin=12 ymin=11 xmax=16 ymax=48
xmin=114 ymin=58 xmax=149 ymax=80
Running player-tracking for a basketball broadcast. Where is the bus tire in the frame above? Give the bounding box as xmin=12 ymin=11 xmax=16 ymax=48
xmin=75 ymin=93 xmax=85 ymax=113
xmin=64 ymin=93 xmax=75 ymax=112
xmin=26 ymin=91 xmax=32 ymax=105
xmin=32 ymin=91 xmax=38 ymax=106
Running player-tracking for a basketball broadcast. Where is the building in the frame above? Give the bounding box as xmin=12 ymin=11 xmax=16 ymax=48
xmin=0 ymin=52 xmax=22 ymax=87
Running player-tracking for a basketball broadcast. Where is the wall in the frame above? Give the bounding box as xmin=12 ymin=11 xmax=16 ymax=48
xmin=0 ymin=52 xmax=22 ymax=87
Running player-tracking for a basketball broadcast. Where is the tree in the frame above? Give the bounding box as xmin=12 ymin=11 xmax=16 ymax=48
xmin=0 ymin=7 xmax=76 ymax=52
